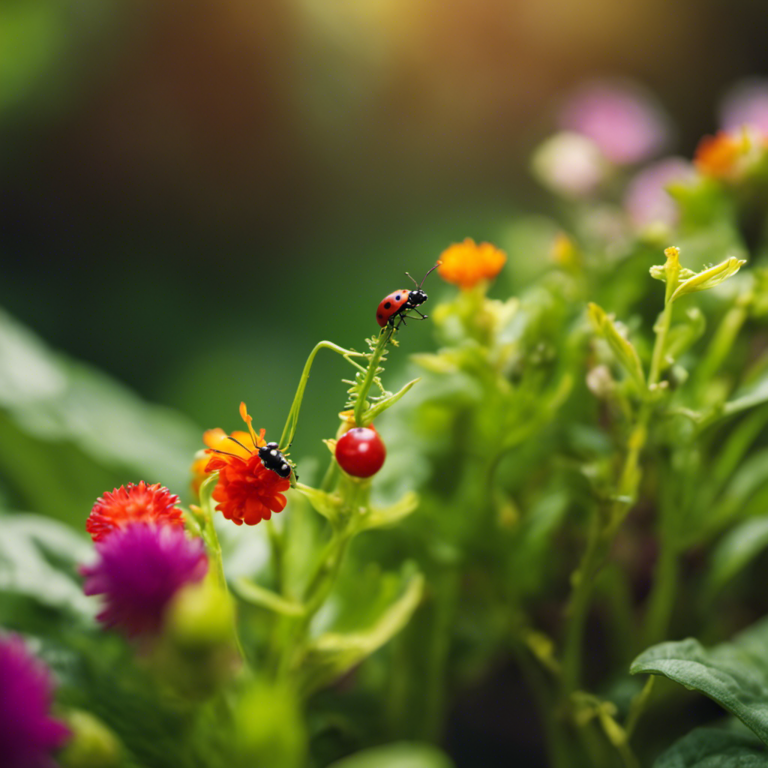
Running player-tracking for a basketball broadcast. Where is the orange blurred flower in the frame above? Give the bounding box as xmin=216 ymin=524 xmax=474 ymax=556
xmin=694 ymin=129 xmax=767 ymax=179
xmin=86 ymin=481 xmax=184 ymax=542
xmin=437 ymin=238 xmax=507 ymax=289
xmin=203 ymin=402 xmax=290 ymax=526
xmin=694 ymin=131 xmax=743 ymax=178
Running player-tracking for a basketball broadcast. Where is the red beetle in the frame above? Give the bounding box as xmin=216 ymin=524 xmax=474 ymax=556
xmin=376 ymin=263 xmax=441 ymax=328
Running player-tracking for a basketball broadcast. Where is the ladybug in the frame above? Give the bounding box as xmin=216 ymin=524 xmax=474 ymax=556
xmin=376 ymin=262 xmax=441 ymax=329
xmin=258 ymin=442 xmax=292 ymax=479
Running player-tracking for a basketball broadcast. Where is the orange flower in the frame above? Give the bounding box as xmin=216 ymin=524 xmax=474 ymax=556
xmin=437 ymin=238 xmax=507 ymax=289
xmin=86 ymin=481 xmax=184 ymax=542
xmin=694 ymin=131 xmax=743 ymax=178
xmin=203 ymin=402 xmax=290 ymax=526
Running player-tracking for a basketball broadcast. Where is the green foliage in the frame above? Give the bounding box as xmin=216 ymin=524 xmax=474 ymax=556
xmin=632 ymin=616 xmax=768 ymax=745
xmin=653 ymin=729 xmax=768 ymax=767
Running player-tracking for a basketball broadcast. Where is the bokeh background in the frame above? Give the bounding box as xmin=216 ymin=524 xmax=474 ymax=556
xmin=3 ymin=0 xmax=768 ymax=456
xmin=1 ymin=3 xmax=768 ymax=764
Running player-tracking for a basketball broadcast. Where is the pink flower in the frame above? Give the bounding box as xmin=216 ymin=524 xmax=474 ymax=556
xmin=720 ymin=79 xmax=768 ymax=135
xmin=82 ymin=524 xmax=208 ymax=637
xmin=0 ymin=633 xmax=70 ymax=768
xmin=559 ymin=80 xmax=670 ymax=165
xmin=624 ymin=157 xmax=695 ymax=230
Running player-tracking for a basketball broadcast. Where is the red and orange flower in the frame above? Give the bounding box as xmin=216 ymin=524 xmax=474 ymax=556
xmin=202 ymin=402 xmax=290 ymax=526
xmin=86 ymin=481 xmax=184 ymax=542
xmin=437 ymin=238 xmax=507 ymax=290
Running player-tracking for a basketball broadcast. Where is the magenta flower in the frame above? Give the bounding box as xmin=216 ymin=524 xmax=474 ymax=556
xmin=82 ymin=524 xmax=208 ymax=637
xmin=0 ymin=633 xmax=70 ymax=768
xmin=559 ymin=80 xmax=670 ymax=165
xmin=624 ymin=157 xmax=696 ymax=230
xmin=720 ymin=79 xmax=768 ymax=135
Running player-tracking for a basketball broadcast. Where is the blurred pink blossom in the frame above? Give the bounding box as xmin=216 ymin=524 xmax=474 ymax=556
xmin=559 ymin=81 xmax=671 ymax=165
xmin=624 ymin=157 xmax=695 ymax=230
xmin=720 ymin=79 xmax=768 ymax=135
xmin=531 ymin=132 xmax=607 ymax=198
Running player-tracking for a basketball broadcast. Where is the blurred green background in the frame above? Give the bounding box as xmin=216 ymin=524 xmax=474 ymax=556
xmin=2 ymin=0 xmax=767 ymax=462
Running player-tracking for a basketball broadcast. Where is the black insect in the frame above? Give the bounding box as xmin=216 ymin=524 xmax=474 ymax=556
xmin=258 ymin=442 xmax=292 ymax=479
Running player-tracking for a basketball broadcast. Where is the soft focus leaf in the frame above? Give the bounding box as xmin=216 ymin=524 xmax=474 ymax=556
xmin=653 ymin=728 xmax=768 ymax=767
xmin=300 ymin=570 xmax=424 ymax=695
xmin=0 ymin=512 xmax=93 ymax=618
xmin=631 ymin=616 xmax=768 ymax=744
xmin=0 ymin=308 xmax=201 ymax=519
xmin=587 ymin=303 xmax=646 ymax=390
xmin=708 ymin=517 xmax=768 ymax=592
xmin=328 ymin=742 xmax=455 ymax=768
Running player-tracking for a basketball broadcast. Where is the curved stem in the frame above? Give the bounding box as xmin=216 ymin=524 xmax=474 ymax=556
xmin=279 ymin=341 xmax=365 ymax=450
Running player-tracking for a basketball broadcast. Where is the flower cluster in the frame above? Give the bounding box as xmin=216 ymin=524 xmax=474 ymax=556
xmin=201 ymin=402 xmax=290 ymax=526
xmin=83 ymin=482 xmax=208 ymax=638
xmin=0 ymin=633 xmax=70 ymax=768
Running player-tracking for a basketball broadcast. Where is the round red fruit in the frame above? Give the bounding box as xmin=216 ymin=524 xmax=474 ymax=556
xmin=335 ymin=427 xmax=386 ymax=478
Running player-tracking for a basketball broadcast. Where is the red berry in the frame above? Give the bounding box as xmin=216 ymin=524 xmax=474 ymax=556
xmin=335 ymin=427 xmax=386 ymax=478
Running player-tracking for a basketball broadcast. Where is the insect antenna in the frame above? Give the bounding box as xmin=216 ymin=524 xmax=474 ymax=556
xmin=417 ymin=261 xmax=442 ymax=289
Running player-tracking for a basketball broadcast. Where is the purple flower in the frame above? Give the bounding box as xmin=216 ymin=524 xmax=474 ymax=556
xmin=0 ymin=634 xmax=70 ymax=768
xmin=559 ymin=80 xmax=670 ymax=165
xmin=624 ymin=157 xmax=695 ymax=230
xmin=720 ymin=79 xmax=768 ymax=135
xmin=82 ymin=524 xmax=208 ymax=637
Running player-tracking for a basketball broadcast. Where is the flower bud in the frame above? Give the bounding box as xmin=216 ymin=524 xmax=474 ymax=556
xmin=58 ymin=710 xmax=122 ymax=768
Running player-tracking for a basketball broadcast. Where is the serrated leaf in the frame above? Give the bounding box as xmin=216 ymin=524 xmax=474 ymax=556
xmin=327 ymin=743 xmax=455 ymax=768
xmin=587 ymin=303 xmax=646 ymax=391
xmin=654 ymin=728 xmax=768 ymax=767
xmin=670 ymin=257 xmax=747 ymax=303
xmin=631 ymin=616 xmax=768 ymax=745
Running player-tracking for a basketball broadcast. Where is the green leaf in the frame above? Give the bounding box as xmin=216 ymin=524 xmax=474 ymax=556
xmin=0 ymin=513 xmax=93 ymax=617
xmin=232 ymin=577 xmax=305 ymax=616
xmin=358 ymin=491 xmax=419 ymax=532
xmin=670 ymin=257 xmax=747 ymax=303
xmin=299 ymin=570 xmax=424 ymax=695
xmin=631 ymin=616 xmax=768 ymax=745
xmin=587 ymin=303 xmax=646 ymax=391
xmin=654 ymin=728 xmax=768 ymax=767
xmin=723 ymin=373 xmax=768 ymax=419
xmin=708 ymin=517 xmax=768 ymax=592
xmin=327 ymin=742 xmax=454 ymax=768
xmin=362 ymin=378 xmax=420 ymax=424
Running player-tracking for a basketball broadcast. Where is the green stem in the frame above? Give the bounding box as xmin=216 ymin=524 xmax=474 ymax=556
xmin=695 ymin=299 xmax=750 ymax=390
xmin=354 ymin=328 xmax=393 ymax=426
xmin=279 ymin=341 xmax=366 ymax=449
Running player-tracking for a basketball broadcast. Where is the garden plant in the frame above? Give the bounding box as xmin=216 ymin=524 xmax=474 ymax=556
xmin=3 ymin=80 xmax=768 ymax=768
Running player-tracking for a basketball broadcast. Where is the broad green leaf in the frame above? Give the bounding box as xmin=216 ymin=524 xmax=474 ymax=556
xmin=0 ymin=513 xmax=93 ymax=617
xmin=328 ymin=742 xmax=454 ymax=768
xmin=587 ymin=303 xmax=646 ymax=391
xmin=654 ymin=728 xmax=768 ymax=767
xmin=631 ymin=616 xmax=768 ymax=744
xmin=0 ymin=308 xmax=201 ymax=517
xmin=708 ymin=517 xmax=768 ymax=592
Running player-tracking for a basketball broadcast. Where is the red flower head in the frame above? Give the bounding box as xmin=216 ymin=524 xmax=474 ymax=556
xmin=86 ymin=482 xmax=184 ymax=542
xmin=204 ymin=402 xmax=290 ymax=526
